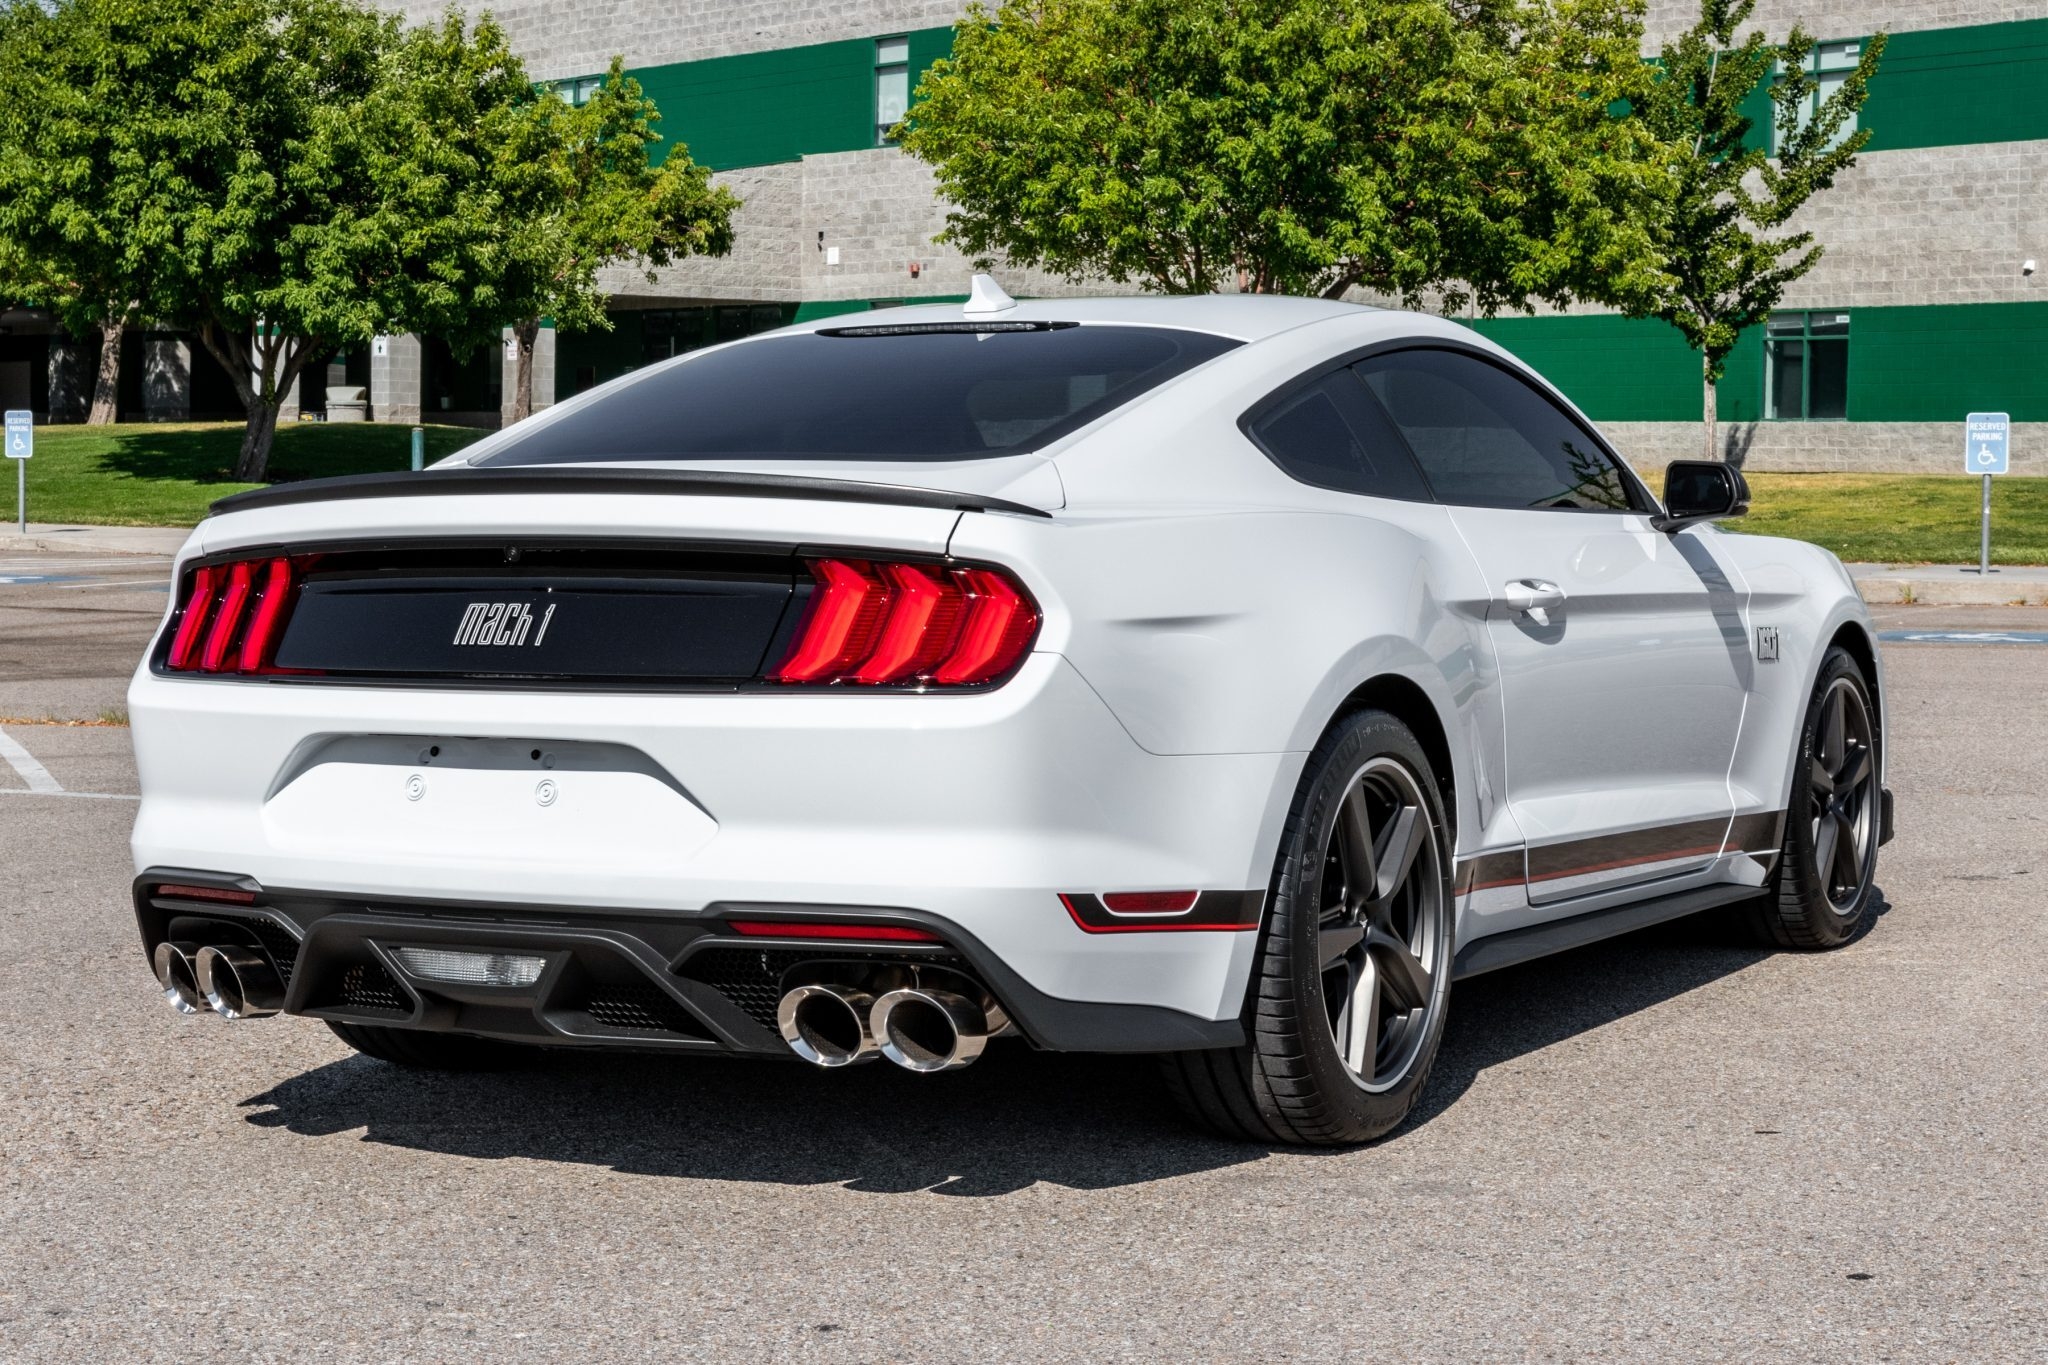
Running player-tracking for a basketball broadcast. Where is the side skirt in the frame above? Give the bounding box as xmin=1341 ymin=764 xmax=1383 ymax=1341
xmin=1451 ymin=882 xmax=1760 ymax=981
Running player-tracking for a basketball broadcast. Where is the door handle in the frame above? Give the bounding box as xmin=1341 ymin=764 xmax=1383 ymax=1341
xmin=1504 ymin=579 xmax=1566 ymax=625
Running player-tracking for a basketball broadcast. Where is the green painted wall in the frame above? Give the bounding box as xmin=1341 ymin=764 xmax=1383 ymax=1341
xmin=1863 ymin=20 xmax=2048 ymax=151
xmin=1471 ymin=303 xmax=2048 ymax=424
xmin=1468 ymin=314 xmax=1762 ymax=424
xmin=1847 ymin=303 xmax=2048 ymax=421
xmin=579 ymin=25 xmax=955 ymax=172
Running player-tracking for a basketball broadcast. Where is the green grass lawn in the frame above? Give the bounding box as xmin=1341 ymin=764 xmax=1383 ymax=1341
xmin=1734 ymin=473 xmax=2048 ymax=565
xmin=9 ymin=421 xmax=489 ymax=527
xmin=11 ymin=423 xmax=2046 ymax=564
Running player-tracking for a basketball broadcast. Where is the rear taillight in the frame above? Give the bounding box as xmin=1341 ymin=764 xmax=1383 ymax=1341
xmin=163 ymin=555 xmax=304 ymax=674
xmin=771 ymin=557 xmax=1040 ymax=687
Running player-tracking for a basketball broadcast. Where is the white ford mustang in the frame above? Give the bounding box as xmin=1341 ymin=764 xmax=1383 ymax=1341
xmin=130 ymin=281 xmax=1891 ymax=1145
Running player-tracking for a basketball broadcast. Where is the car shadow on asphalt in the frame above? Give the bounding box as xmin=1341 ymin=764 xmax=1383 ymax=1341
xmin=238 ymin=890 xmax=1889 ymax=1195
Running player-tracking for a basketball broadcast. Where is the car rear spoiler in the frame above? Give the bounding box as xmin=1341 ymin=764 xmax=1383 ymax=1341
xmin=208 ymin=467 xmax=1055 ymax=519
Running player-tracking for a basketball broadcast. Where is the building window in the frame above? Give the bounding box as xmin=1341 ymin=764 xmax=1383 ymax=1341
xmin=1765 ymin=311 xmax=1850 ymax=420
xmin=1776 ymin=40 xmax=1863 ymax=153
xmin=875 ymin=37 xmax=910 ymax=144
xmin=558 ymin=76 xmax=602 ymax=106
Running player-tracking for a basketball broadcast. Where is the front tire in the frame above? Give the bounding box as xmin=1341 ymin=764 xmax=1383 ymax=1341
xmin=1749 ymin=646 xmax=1881 ymax=949
xmin=1164 ymin=710 xmax=1454 ymax=1146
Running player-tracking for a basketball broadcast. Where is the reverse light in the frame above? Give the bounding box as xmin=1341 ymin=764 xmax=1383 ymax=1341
xmin=390 ymin=947 xmax=546 ymax=987
xmin=163 ymin=555 xmax=305 ymax=675
xmin=772 ymin=556 xmax=1039 ymax=688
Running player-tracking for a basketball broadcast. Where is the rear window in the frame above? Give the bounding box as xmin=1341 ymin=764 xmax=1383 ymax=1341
xmin=475 ymin=323 xmax=1240 ymax=466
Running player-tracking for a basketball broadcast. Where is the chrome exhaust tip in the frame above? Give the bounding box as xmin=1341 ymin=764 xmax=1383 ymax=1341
xmin=153 ymin=941 xmax=205 ymax=1015
xmin=194 ymin=945 xmax=285 ymax=1020
xmin=870 ymin=987 xmax=990 ymax=1073
xmin=776 ymin=984 xmax=878 ymax=1067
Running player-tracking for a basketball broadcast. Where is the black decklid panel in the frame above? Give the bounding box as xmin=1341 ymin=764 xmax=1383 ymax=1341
xmin=273 ymin=573 xmax=796 ymax=680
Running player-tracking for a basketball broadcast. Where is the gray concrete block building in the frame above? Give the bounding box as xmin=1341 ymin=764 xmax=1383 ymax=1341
xmin=17 ymin=0 xmax=2045 ymax=472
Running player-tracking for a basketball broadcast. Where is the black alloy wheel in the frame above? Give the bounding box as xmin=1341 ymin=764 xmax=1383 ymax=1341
xmin=1164 ymin=710 xmax=1453 ymax=1145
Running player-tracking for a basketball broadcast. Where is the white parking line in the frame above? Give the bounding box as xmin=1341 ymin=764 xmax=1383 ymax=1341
xmin=54 ymin=578 xmax=168 ymax=590
xmin=0 ymin=726 xmax=63 ymax=793
xmin=0 ymin=788 xmax=138 ymax=801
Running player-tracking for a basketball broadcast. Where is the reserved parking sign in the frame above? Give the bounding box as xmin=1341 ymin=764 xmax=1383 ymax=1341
xmin=1965 ymin=412 xmax=2010 ymax=475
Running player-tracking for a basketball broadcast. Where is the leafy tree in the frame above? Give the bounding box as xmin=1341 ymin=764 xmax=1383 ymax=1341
xmin=498 ymin=62 xmax=739 ymax=422
xmin=0 ymin=0 xmax=163 ymax=424
xmin=899 ymin=0 xmax=1672 ymax=314
xmin=1625 ymin=0 xmax=1883 ymax=459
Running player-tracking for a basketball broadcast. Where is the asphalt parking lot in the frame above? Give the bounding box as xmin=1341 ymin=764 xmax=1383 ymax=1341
xmin=2 ymin=550 xmax=2043 ymax=1361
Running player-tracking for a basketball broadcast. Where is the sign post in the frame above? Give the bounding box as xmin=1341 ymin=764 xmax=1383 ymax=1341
xmin=1964 ymin=412 xmax=2010 ymax=575
xmin=4 ymin=410 xmax=31 ymax=535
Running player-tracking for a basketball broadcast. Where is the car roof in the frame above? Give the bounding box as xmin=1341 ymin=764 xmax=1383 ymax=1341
xmin=784 ymin=291 xmax=1377 ymax=343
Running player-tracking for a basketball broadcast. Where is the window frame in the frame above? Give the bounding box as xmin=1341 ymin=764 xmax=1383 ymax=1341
xmin=1773 ymin=37 xmax=1865 ymax=154
xmin=1240 ymin=367 xmax=1435 ymax=504
xmin=1763 ymin=310 xmax=1852 ymax=422
xmin=1239 ymin=340 xmax=1657 ymax=516
xmin=874 ymin=36 xmax=911 ymax=146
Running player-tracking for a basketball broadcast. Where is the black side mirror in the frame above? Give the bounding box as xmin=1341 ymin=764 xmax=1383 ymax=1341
xmin=1654 ymin=460 xmax=1750 ymax=532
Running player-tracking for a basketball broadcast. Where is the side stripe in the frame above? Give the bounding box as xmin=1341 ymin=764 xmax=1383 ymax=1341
xmin=1457 ymin=810 xmax=1788 ymax=893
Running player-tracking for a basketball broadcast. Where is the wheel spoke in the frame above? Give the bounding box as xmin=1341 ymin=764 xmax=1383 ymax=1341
xmin=1336 ymin=782 xmax=1377 ymax=904
xmin=1809 ymin=754 xmax=1835 ymax=796
xmin=1830 ymin=811 xmax=1862 ymax=888
xmin=1319 ymin=919 xmax=1364 ymax=968
xmin=1365 ymin=926 xmax=1432 ymax=1012
xmin=1822 ymin=688 xmax=1846 ymax=772
xmin=1834 ymin=745 xmax=1871 ymax=797
xmin=1812 ymin=813 xmax=1840 ymax=889
xmin=1369 ymin=805 xmax=1424 ymax=908
xmin=1343 ymin=955 xmax=1378 ymax=1075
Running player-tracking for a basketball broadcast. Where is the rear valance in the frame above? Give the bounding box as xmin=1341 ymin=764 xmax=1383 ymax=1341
xmin=208 ymin=467 xmax=1053 ymax=519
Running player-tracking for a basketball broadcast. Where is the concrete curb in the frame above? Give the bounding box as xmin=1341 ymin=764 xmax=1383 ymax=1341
xmin=0 ymin=524 xmax=191 ymax=556
xmin=1846 ymin=563 xmax=2048 ymax=606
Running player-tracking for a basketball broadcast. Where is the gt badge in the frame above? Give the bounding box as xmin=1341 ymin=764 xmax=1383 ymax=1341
xmin=1755 ymin=626 xmax=1779 ymax=662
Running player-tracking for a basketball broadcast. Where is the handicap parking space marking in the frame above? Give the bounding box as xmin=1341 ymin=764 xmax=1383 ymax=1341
xmin=1878 ymin=630 xmax=2048 ymax=645
xmin=0 ymin=726 xmax=63 ymax=793
xmin=0 ymin=725 xmax=139 ymax=800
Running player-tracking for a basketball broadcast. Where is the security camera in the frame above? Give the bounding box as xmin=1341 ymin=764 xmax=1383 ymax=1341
xmin=2027 ymin=259 xmax=2039 ymax=276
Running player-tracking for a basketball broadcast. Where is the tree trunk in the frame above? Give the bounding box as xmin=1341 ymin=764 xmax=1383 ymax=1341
xmin=233 ymin=398 xmax=281 ymax=483
xmin=1702 ymin=366 xmax=1719 ymax=461
xmin=87 ymin=319 xmax=124 ymax=425
xmin=511 ymin=320 xmax=539 ymax=423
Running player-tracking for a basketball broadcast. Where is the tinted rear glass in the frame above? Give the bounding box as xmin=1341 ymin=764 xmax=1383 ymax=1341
xmin=475 ymin=324 xmax=1240 ymax=465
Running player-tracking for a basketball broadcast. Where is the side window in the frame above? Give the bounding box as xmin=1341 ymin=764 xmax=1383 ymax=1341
xmin=1354 ymin=350 xmax=1638 ymax=512
xmin=1246 ymin=370 xmax=1432 ymax=502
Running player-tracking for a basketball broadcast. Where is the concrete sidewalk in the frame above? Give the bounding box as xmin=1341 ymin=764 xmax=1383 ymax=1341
xmin=0 ymin=523 xmax=190 ymax=556
xmin=1846 ymin=562 xmax=2048 ymax=606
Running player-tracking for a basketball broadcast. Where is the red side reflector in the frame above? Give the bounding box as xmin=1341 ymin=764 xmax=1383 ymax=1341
xmin=154 ymin=883 xmax=258 ymax=904
xmin=726 ymin=919 xmax=942 ymax=943
xmin=1100 ymin=891 xmax=1201 ymax=914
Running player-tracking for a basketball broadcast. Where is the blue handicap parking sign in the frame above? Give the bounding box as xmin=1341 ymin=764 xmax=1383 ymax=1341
xmin=1965 ymin=412 xmax=2009 ymax=475
xmin=3 ymin=409 xmax=30 ymax=460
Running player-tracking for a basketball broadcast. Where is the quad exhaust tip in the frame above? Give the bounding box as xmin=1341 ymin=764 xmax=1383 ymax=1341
xmin=153 ymin=941 xmax=205 ymax=1015
xmin=193 ymin=945 xmax=285 ymax=1020
xmin=870 ymin=987 xmax=990 ymax=1073
xmin=777 ymin=984 xmax=878 ymax=1067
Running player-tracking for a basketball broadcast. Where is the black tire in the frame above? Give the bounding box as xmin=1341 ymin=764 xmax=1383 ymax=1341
xmin=1749 ymin=646 xmax=1882 ymax=949
xmin=1163 ymin=709 xmax=1454 ymax=1146
xmin=327 ymin=1020 xmax=528 ymax=1070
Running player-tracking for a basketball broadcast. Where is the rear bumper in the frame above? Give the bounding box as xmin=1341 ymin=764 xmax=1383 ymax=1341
xmin=129 ymin=652 xmax=1293 ymax=1033
xmin=133 ymin=873 xmax=1244 ymax=1053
